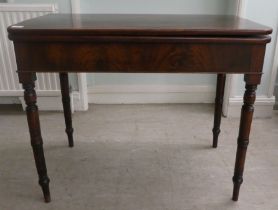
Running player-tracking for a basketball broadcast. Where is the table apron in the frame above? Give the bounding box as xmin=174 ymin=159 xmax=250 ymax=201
xmin=14 ymin=42 xmax=266 ymax=74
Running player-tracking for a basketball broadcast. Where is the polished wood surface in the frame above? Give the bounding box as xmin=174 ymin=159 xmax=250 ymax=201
xmin=232 ymin=74 xmax=261 ymax=201
xmin=8 ymin=14 xmax=272 ymax=203
xmin=18 ymin=72 xmax=51 ymax=202
xmin=13 ymin=42 xmax=268 ymax=74
xmin=8 ymin=14 xmax=272 ymax=37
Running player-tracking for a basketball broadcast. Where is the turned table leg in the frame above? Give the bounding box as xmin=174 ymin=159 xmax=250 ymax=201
xmin=212 ymin=74 xmax=226 ymax=148
xmin=19 ymin=72 xmax=51 ymax=202
xmin=59 ymin=73 xmax=74 ymax=147
xmin=232 ymin=74 xmax=261 ymax=201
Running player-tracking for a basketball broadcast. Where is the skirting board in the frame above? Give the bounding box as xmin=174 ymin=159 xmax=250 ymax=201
xmin=88 ymin=85 xmax=216 ymax=104
xmin=19 ymin=93 xmax=74 ymax=111
xmin=274 ymin=85 xmax=278 ymax=110
xmin=0 ymin=96 xmax=21 ymax=104
xmin=72 ymin=91 xmax=88 ymax=111
xmin=19 ymin=96 xmax=64 ymax=111
xmin=227 ymin=96 xmax=275 ymax=118
xmin=1 ymin=92 xmax=82 ymax=111
xmin=0 ymin=90 xmax=64 ymax=111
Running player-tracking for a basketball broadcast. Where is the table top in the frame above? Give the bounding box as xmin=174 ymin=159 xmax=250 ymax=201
xmin=8 ymin=14 xmax=272 ymax=37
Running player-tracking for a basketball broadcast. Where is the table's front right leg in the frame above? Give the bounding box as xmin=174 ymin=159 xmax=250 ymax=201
xmin=232 ymin=74 xmax=261 ymax=201
xmin=18 ymin=72 xmax=51 ymax=203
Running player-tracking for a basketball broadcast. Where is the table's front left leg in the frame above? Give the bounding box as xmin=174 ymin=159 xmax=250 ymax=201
xmin=212 ymin=74 xmax=226 ymax=148
xmin=232 ymin=74 xmax=261 ymax=201
xmin=19 ymin=72 xmax=51 ymax=203
xmin=59 ymin=73 xmax=74 ymax=147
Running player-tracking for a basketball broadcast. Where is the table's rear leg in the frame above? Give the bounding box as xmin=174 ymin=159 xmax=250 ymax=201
xmin=59 ymin=73 xmax=74 ymax=147
xmin=212 ymin=74 xmax=226 ymax=148
xmin=232 ymin=74 xmax=261 ymax=201
xmin=19 ymin=72 xmax=51 ymax=203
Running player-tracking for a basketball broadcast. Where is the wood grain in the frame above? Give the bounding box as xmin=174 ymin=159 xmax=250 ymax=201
xmin=14 ymin=42 xmax=266 ymax=74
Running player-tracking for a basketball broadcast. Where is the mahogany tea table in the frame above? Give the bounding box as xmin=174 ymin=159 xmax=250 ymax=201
xmin=7 ymin=14 xmax=272 ymax=203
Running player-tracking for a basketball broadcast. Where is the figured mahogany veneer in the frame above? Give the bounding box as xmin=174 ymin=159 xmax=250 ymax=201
xmin=7 ymin=14 xmax=272 ymax=203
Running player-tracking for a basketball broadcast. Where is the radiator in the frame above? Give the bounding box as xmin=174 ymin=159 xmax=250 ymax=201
xmin=0 ymin=4 xmax=60 ymax=97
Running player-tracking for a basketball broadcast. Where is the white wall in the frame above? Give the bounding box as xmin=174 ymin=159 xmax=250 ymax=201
xmin=236 ymin=0 xmax=278 ymax=96
xmin=226 ymin=0 xmax=278 ymax=117
xmin=10 ymin=0 xmax=71 ymax=13
xmin=81 ymin=0 xmax=228 ymax=14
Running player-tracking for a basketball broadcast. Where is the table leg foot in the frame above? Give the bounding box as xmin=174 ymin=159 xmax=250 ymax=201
xmin=44 ymin=194 xmax=51 ymax=203
xmin=232 ymin=176 xmax=243 ymax=201
xmin=232 ymin=74 xmax=260 ymax=201
xmin=59 ymin=73 xmax=74 ymax=147
xmin=212 ymin=128 xmax=220 ymax=148
xmin=33 ymin=143 xmax=51 ymax=202
xmin=39 ymin=176 xmax=51 ymax=203
xmin=212 ymin=74 xmax=226 ymax=148
xmin=66 ymin=128 xmax=74 ymax=147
